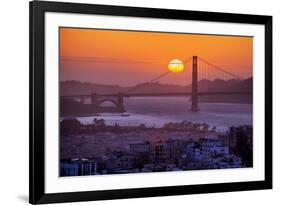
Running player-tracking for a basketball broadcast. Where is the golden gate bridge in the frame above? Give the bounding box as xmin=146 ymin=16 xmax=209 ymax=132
xmin=61 ymin=56 xmax=252 ymax=113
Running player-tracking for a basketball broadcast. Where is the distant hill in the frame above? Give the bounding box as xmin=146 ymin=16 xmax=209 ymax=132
xmin=60 ymin=78 xmax=252 ymax=96
xmin=191 ymin=78 xmax=252 ymax=93
xmin=60 ymin=81 xmax=126 ymax=96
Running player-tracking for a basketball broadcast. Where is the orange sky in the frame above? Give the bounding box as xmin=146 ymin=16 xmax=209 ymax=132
xmin=60 ymin=27 xmax=253 ymax=86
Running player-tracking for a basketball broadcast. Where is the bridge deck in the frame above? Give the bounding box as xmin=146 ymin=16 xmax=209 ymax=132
xmin=60 ymin=92 xmax=252 ymax=98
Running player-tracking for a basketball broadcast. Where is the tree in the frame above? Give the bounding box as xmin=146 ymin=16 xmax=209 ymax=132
xmin=202 ymin=123 xmax=209 ymax=132
xmin=113 ymin=123 xmax=121 ymax=132
xmin=93 ymin=118 xmax=106 ymax=127
xmin=233 ymin=133 xmax=253 ymax=167
xmin=138 ymin=123 xmax=146 ymax=130
xmin=60 ymin=118 xmax=81 ymax=135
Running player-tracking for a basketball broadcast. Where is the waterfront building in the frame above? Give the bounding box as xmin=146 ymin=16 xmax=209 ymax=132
xmin=114 ymin=154 xmax=136 ymax=169
xmin=151 ymin=139 xmax=169 ymax=163
xmin=201 ymin=138 xmax=229 ymax=161
xmin=129 ymin=141 xmax=151 ymax=153
xmin=228 ymin=125 xmax=253 ymax=148
xmin=60 ymin=158 xmax=97 ymax=176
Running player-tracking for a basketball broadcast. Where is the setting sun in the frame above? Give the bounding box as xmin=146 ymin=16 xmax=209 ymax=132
xmin=168 ymin=59 xmax=184 ymax=73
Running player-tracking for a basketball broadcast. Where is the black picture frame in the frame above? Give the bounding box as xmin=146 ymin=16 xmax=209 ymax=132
xmin=29 ymin=0 xmax=272 ymax=204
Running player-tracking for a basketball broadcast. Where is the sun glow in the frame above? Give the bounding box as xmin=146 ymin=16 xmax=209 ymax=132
xmin=168 ymin=59 xmax=184 ymax=73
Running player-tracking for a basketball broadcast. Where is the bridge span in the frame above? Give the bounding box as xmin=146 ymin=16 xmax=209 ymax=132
xmin=60 ymin=91 xmax=252 ymax=114
xmin=60 ymin=56 xmax=252 ymax=114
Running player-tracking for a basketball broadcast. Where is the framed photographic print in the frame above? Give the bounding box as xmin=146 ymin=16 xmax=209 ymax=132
xmin=29 ymin=0 xmax=272 ymax=204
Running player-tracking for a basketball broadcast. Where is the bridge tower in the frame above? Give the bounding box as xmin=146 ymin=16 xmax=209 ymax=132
xmin=191 ymin=56 xmax=199 ymax=112
xmin=91 ymin=93 xmax=98 ymax=110
xmin=117 ymin=93 xmax=125 ymax=112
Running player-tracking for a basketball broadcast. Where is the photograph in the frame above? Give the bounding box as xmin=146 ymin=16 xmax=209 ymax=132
xmin=28 ymin=1 xmax=272 ymax=204
xmin=59 ymin=27 xmax=253 ymax=177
